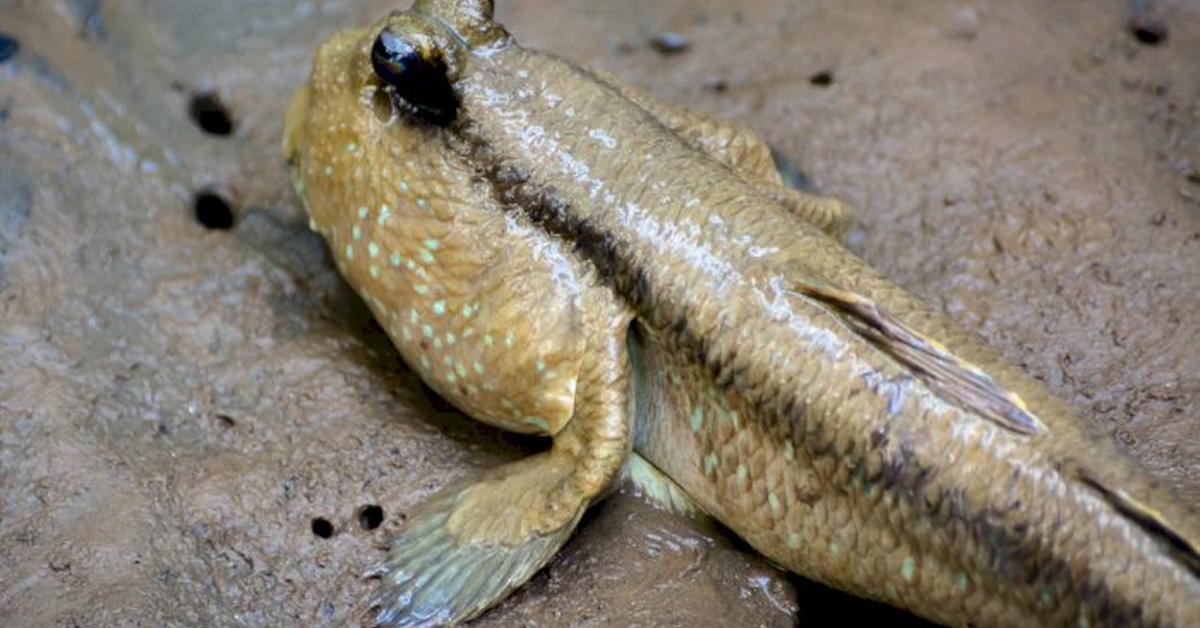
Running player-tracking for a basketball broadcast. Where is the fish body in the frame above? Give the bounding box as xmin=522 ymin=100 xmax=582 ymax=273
xmin=283 ymin=1 xmax=1200 ymax=625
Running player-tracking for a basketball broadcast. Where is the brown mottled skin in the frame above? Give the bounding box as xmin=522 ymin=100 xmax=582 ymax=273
xmin=283 ymin=1 xmax=1200 ymax=625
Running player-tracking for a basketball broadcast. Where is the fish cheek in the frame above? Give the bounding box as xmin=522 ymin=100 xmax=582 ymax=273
xmin=359 ymin=165 xmax=590 ymax=437
xmin=292 ymin=25 xmax=593 ymax=438
xmin=443 ymin=261 xmax=589 ymax=437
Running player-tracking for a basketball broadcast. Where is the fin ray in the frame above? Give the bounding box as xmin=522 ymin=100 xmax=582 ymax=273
xmin=369 ymin=462 xmax=586 ymax=626
xmin=1078 ymin=468 xmax=1200 ymax=577
xmin=622 ymin=453 xmax=704 ymax=518
xmin=794 ymin=281 xmax=1046 ymax=435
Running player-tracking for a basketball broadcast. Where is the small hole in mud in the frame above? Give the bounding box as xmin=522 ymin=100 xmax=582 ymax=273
xmin=189 ymin=91 xmax=235 ymax=136
xmin=311 ymin=517 xmax=334 ymax=538
xmin=809 ymin=70 xmax=834 ymax=87
xmin=0 ymin=33 xmax=19 ymax=64
xmin=649 ymin=32 xmax=690 ymax=55
xmin=358 ymin=505 xmax=385 ymax=530
xmin=1130 ymin=21 xmax=1167 ymax=46
xmin=193 ymin=191 xmax=235 ymax=230
xmin=703 ymin=77 xmax=729 ymax=93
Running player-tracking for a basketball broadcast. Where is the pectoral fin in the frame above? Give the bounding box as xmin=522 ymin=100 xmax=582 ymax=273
xmin=368 ymin=454 xmax=587 ymax=626
xmin=622 ymin=452 xmax=704 ymax=518
xmin=370 ymin=323 xmax=633 ymax=626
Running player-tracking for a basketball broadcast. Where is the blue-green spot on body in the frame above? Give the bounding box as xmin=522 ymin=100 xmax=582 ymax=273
xmin=954 ymin=572 xmax=969 ymax=592
xmin=368 ymin=241 xmax=379 ymax=258
xmin=703 ymin=452 xmax=718 ymax=476
xmin=424 ymin=238 xmax=439 ymax=250
xmin=419 ymin=249 xmax=435 ymax=264
xmin=690 ymin=406 xmax=704 ymax=432
xmin=358 ymin=205 xmax=369 ymax=218
xmin=432 ymin=300 xmax=446 ymax=315
xmin=901 ymin=556 xmax=916 ymax=582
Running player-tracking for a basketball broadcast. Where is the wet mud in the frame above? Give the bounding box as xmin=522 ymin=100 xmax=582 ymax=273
xmin=0 ymin=0 xmax=1196 ymax=625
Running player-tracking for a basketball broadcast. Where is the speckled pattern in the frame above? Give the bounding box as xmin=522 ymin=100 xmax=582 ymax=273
xmin=286 ymin=15 xmax=647 ymax=623
xmin=284 ymin=27 xmax=623 ymax=438
xmin=282 ymin=2 xmax=1199 ymax=626
xmin=1 ymin=0 xmax=1198 ymax=626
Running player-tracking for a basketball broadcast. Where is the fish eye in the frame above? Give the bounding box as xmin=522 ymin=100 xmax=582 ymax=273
xmin=371 ymin=28 xmax=458 ymax=126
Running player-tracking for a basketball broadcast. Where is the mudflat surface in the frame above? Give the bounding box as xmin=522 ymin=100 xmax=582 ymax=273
xmin=0 ymin=0 xmax=1196 ymax=626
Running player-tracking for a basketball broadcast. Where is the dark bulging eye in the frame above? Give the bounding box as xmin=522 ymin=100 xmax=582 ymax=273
xmin=371 ymin=29 xmax=458 ymax=126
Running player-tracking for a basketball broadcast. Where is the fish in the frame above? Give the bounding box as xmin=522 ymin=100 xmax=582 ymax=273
xmin=282 ymin=1 xmax=1200 ymax=625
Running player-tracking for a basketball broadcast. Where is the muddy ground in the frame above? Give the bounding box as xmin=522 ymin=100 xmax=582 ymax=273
xmin=0 ymin=0 xmax=1197 ymax=626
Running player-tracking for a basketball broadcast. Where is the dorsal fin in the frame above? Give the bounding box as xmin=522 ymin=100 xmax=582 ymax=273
xmin=793 ymin=281 xmax=1046 ymax=435
xmin=1077 ymin=468 xmax=1200 ymax=578
xmin=796 ymin=280 xmax=1200 ymax=578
